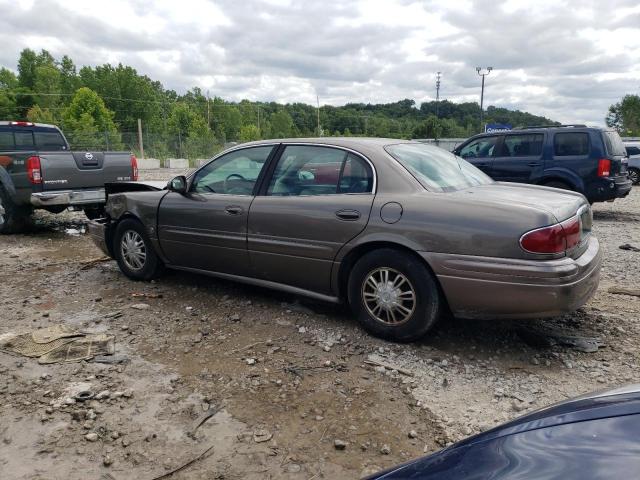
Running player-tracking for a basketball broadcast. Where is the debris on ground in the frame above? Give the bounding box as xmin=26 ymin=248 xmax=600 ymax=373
xmin=0 ymin=325 xmax=115 ymax=363
xmin=619 ymin=243 xmax=640 ymax=252
xmin=516 ymin=326 xmax=604 ymax=353
xmin=608 ymin=286 xmax=640 ymax=297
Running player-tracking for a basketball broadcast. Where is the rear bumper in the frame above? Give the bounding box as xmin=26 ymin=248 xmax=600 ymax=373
xmin=87 ymin=218 xmax=112 ymax=257
xmin=589 ymin=176 xmax=632 ymax=202
xmin=31 ymin=189 xmax=106 ymax=207
xmin=422 ymin=236 xmax=602 ymax=319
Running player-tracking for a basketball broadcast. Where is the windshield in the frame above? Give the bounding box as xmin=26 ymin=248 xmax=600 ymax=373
xmin=603 ymin=130 xmax=626 ymax=157
xmin=385 ymin=143 xmax=493 ymax=192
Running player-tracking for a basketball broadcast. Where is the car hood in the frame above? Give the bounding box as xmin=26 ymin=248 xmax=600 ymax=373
xmin=368 ymin=384 xmax=640 ymax=479
xmin=453 ymin=182 xmax=587 ymax=223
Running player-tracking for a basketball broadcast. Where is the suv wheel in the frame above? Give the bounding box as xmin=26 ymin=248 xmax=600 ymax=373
xmin=113 ymin=218 xmax=163 ymax=280
xmin=348 ymin=248 xmax=442 ymax=342
xmin=629 ymin=168 xmax=639 ymax=185
xmin=0 ymin=185 xmax=32 ymax=234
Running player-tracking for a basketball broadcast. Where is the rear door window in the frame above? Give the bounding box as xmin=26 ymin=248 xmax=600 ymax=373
xmin=602 ymin=130 xmax=626 ymax=157
xmin=554 ymin=132 xmax=589 ymax=156
xmin=34 ymin=131 xmax=67 ymax=150
xmin=499 ymin=134 xmax=543 ymax=157
xmin=0 ymin=131 xmax=13 ymax=149
xmin=626 ymin=146 xmax=640 ymax=156
xmin=458 ymin=136 xmax=499 ymax=159
xmin=14 ymin=131 xmax=35 ymax=150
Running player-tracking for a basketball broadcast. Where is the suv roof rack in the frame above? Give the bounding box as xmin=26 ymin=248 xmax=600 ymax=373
xmin=516 ymin=124 xmax=587 ymax=130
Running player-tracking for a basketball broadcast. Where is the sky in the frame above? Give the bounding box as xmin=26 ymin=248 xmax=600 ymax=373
xmin=1 ymin=0 xmax=639 ymax=125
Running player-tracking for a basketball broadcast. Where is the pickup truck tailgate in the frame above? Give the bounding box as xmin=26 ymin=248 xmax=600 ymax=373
xmin=40 ymin=151 xmax=134 ymax=191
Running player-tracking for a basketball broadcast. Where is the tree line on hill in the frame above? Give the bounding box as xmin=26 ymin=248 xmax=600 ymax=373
xmin=0 ymin=48 xmax=563 ymax=158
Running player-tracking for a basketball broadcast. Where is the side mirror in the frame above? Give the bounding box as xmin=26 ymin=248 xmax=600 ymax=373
xmin=169 ymin=175 xmax=187 ymax=194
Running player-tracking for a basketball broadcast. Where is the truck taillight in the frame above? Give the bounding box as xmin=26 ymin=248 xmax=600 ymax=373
xmin=131 ymin=154 xmax=138 ymax=181
xmin=597 ymin=158 xmax=611 ymax=177
xmin=26 ymin=156 xmax=42 ymax=184
xmin=520 ymin=216 xmax=581 ymax=254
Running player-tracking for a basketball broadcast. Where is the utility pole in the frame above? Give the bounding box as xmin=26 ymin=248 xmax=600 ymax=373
xmin=206 ymin=90 xmax=210 ymax=126
xmin=435 ymin=72 xmax=441 ymax=118
xmin=257 ymin=105 xmax=260 ymax=134
xmin=137 ymin=118 xmax=144 ymax=160
xmin=476 ymin=67 xmax=492 ymax=132
xmin=316 ymin=95 xmax=321 ymax=137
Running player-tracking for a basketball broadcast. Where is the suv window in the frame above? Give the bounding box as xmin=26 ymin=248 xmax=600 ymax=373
xmin=14 ymin=131 xmax=35 ymax=149
xmin=0 ymin=131 xmax=13 ymax=149
xmin=498 ymin=134 xmax=543 ymax=157
xmin=267 ymin=145 xmax=373 ymax=196
xmin=554 ymin=132 xmax=589 ymax=156
xmin=603 ymin=130 xmax=626 ymax=157
xmin=459 ymin=136 xmax=499 ymax=159
xmin=35 ymin=131 xmax=67 ymax=150
xmin=190 ymin=146 xmax=273 ymax=195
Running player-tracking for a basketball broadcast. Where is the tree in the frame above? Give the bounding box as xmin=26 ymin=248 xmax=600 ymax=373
xmin=34 ymin=65 xmax=61 ymax=110
xmin=27 ymin=105 xmax=57 ymax=124
xmin=413 ymin=115 xmax=443 ymax=139
xmin=607 ymin=95 xmax=640 ymax=136
xmin=17 ymin=49 xmax=38 ymax=90
xmin=239 ymin=124 xmax=261 ymax=143
xmin=167 ymin=102 xmax=213 ymax=158
xmin=0 ymin=68 xmax=19 ymax=119
xmin=61 ymin=87 xmax=121 ymax=149
xmin=269 ymin=110 xmax=294 ymax=138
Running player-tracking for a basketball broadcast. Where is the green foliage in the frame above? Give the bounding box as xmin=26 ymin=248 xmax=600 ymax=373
xmin=239 ymin=124 xmax=261 ymax=142
xmin=269 ymin=110 xmax=294 ymax=138
xmin=61 ymin=87 xmax=122 ymax=149
xmin=606 ymin=95 xmax=640 ymax=136
xmin=26 ymin=105 xmax=57 ymax=124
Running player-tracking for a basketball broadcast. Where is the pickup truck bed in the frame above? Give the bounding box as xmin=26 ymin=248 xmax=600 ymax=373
xmin=0 ymin=121 xmax=137 ymax=233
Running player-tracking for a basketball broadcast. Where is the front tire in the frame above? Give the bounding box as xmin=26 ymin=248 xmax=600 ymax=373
xmin=0 ymin=185 xmax=32 ymax=234
xmin=348 ymin=248 xmax=442 ymax=342
xmin=113 ymin=218 xmax=163 ymax=280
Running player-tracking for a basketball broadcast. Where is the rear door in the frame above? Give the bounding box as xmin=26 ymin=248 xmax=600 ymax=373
xmin=490 ymin=132 xmax=544 ymax=182
xmin=157 ymin=145 xmax=274 ymax=276
xmin=248 ymin=144 xmax=375 ymax=294
xmin=456 ymin=135 xmax=499 ymax=175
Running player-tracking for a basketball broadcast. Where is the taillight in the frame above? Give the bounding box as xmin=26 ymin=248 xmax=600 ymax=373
xmin=26 ymin=155 xmax=42 ymax=184
xmin=597 ymin=158 xmax=611 ymax=177
xmin=131 ymin=154 xmax=138 ymax=181
xmin=520 ymin=216 xmax=581 ymax=254
xmin=9 ymin=121 xmax=34 ymax=126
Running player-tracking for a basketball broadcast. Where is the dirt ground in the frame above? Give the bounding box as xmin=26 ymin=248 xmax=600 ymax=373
xmin=1 ymin=173 xmax=639 ymax=480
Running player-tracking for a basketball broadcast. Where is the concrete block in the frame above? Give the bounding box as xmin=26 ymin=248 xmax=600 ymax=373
xmin=166 ymin=158 xmax=189 ymax=169
xmin=137 ymin=157 xmax=161 ymax=169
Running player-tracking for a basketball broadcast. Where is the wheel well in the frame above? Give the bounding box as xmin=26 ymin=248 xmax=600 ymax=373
xmin=539 ymin=177 xmax=574 ymax=189
xmin=106 ymin=213 xmax=142 ymax=257
xmin=337 ymin=241 xmax=451 ymax=312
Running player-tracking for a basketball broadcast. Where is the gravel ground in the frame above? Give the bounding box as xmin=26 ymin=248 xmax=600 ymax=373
xmin=0 ymin=174 xmax=638 ymax=479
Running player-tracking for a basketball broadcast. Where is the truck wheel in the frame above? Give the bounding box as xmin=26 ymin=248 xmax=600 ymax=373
xmin=113 ymin=218 xmax=163 ymax=281
xmin=348 ymin=248 xmax=442 ymax=342
xmin=629 ymin=168 xmax=639 ymax=185
xmin=0 ymin=185 xmax=32 ymax=234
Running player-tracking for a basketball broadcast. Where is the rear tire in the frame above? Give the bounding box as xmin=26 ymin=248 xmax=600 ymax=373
xmin=543 ymin=180 xmax=572 ymax=191
xmin=0 ymin=185 xmax=32 ymax=234
xmin=113 ymin=218 xmax=163 ymax=281
xmin=629 ymin=168 xmax=639 ymax=185
xmin=348 ymin=248 xmax=442 ymax=342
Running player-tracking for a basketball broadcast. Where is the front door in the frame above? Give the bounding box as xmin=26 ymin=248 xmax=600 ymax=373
xmin=248 ymin=145 xmax=375 ymax=294
xmin=157 ymin=145 xmax=275 ymax=275
xmin=457 ymin=135 xmax=500 ymax=174
xmin=490 ymin=133 xmax=544 ymax=183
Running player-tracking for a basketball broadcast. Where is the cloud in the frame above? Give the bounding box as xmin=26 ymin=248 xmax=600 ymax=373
xmin=1 ymin=0 xmax=639 ymax=124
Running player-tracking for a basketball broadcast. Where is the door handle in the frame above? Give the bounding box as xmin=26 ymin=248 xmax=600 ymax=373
xmin=335 ymin=209 xmax=361 ymax=221
xmin=225 ymin=205 xmax=244 ymax=215
xmin=527 ymin=162 xmax=541 ymax=167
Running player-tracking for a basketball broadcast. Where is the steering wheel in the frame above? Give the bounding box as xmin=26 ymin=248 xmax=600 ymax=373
xmin=224 ymin=173 xmax=246 ymax=193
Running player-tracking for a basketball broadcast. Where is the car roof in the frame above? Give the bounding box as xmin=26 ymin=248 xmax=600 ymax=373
xmin=238 ymin=137 xmax=417 ymax=149
xmin=0 ymin=121 xmax=59 ymax=129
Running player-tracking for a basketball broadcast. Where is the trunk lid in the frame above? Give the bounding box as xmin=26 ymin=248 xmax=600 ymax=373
xmin=462 ymin=182 xmax=587 ymax=223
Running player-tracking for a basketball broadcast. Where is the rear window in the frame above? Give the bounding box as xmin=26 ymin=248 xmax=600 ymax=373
xmin=0 ymin=131 xmax=13 ymax=149
xmin=554 ymin=132 xmax=589 ymax=156
xmin=603 ymin=130 xmax=626 ymax=157
xmin=34 ymin=131 xmax=67 ymax=150
xmin=14 ymin=131 xmax=35 ymax=149
xmin=386 ymin=143 xmax=493 ymax=192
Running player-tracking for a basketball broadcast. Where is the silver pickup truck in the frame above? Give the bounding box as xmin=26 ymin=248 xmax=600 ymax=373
xmin=0 ymin=121 xmax=137 ymax=233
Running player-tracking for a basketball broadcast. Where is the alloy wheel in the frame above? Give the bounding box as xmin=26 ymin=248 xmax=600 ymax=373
xmin=362 ymin=267 xmax=417 ymax=325
xmin=120 ymin=230 xmax=147 ymax=271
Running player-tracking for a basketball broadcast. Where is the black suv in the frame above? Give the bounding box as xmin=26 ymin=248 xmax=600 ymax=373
xmin=452 ymin=125 xmax=632 ymax=203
